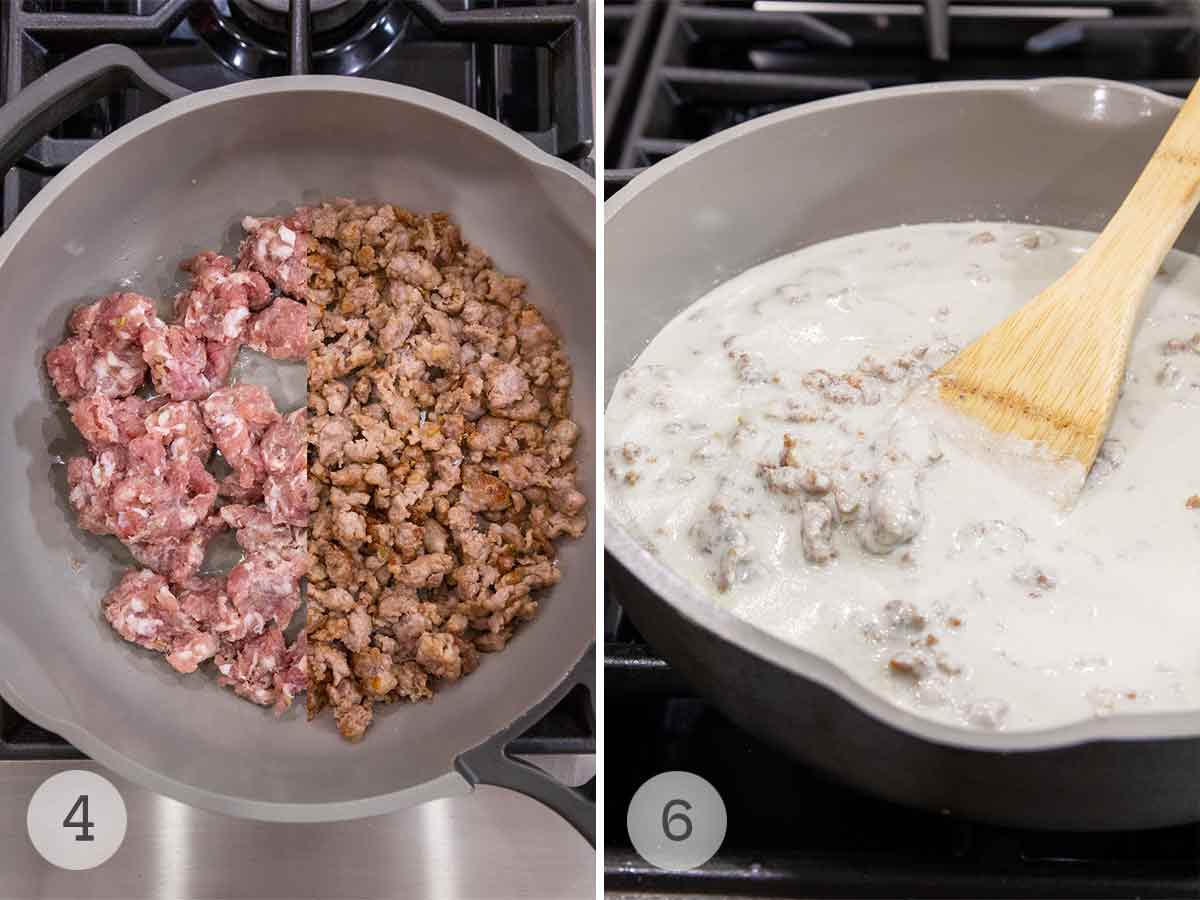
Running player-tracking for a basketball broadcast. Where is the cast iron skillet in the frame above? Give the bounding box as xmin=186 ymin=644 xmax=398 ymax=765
xmin=0 ymin=47 xmax=595 ymax=839
xmin=606 ymin=77 xmax=1200 ymax=831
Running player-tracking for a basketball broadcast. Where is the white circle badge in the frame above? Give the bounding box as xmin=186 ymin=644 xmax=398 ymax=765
xmin=27 ymin=770 xmax=127 ymax=871
xmin=627 ymin=771 xmax=727 ymax=871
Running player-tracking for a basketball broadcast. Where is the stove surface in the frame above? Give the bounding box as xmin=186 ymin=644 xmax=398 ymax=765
xmin=0 ymin=760 xmax=593 ymax=900
xmin=4 ymin=0 xmax=593 ymax=223
xmin=604 ymin=0 xmax=1200 ymax=192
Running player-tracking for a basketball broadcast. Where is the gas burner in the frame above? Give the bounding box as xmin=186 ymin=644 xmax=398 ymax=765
xmin=191 ymin=0 xmax=410 ymax=77
xmin=229 ymin=0 xmax=366 ymax=34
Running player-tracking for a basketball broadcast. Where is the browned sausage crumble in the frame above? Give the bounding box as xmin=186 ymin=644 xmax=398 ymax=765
xmin=303 ymin=200 xmax=587 ymax=741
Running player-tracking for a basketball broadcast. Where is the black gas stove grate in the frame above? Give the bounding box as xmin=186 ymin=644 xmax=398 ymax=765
xmin=604 ymin=0 xmax=1200 ymax=192
xmin=604 ymin=557 xmax=1200 ymax=899
xmin=3 ymin=0 xmax=592 ymax=226
xmin=0 ymin=0 xmax=593 ymax=765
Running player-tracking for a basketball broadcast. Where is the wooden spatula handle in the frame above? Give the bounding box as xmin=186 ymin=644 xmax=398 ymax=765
xmin=1075 ymin=78 xmax=1200 ymax=307
xmin=936 ymin=78 xmax=1200 ymax=477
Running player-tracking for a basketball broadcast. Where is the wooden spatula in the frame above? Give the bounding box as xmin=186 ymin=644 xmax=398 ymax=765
xmin=935 ymin=79 xmax=1200 ymax=476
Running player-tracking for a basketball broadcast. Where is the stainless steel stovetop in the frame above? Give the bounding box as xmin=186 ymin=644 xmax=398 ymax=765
xmin=1 ymin=760 xmax=594 ymax=900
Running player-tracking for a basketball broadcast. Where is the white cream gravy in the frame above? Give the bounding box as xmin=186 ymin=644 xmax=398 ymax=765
xmin=606 ymin=222 xmax=1200 ymax=732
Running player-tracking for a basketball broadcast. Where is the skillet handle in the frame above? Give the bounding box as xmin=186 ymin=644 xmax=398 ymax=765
xmin=0 ymin=44 xmax=188 ymax=176
xmin=456 ymin=645 xmax=596 ymax=846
